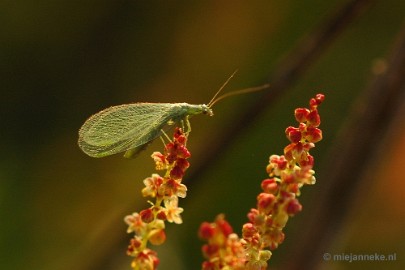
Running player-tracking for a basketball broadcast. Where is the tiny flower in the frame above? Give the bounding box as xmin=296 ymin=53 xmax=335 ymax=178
xmin=151 ymin=151 xmax=167 ymax=170
xmin=285 ymin=198 xmax=302 ymax=216
xmin=283 ymin=144 xmax=294 ymax=161
xmin=155 ymin=209 xmax=166 ymax=220
xmin=200 ymin=215 xmax=246 ymax=269
xmin=174 ymin=128 xmax=189 ymax=144
xmin=132 ymin=249 xmax=159 ymax=270
xmin=216 ymin=216 xmax=234 ymax=237
xmin=142 ymin=174 xmax=163 ymax=198
xmin=176 ymin=158 xmax=190 ymax=170
xmin=307 ymin=109 xmax=321 ymax=126
xmin=202 ymin=244 xmax=220 ymax=258
xmin=257 ymin=193 xmax=276 ymax=215
xmin=165 ymin=137 xmax=191 ymax=163
xmin=293 ymin=166 xmax=315 ymax=185
xmin=176 ymin=144 xmax=191 ymax=159
xmin=164 ymin=196 xmax=184 ymax=224
xmin=305 ymin=126 xmax=322 ymax=143
xmin=124 ymin=212 xmax=145 ymax=234
xmin=294 ymin=108 xmax=310 ymax=122
xmin=262 ymin=228 xmax=285 ymax=250
xmin=281 ymin=171 xmax=295 ymax=184
xmin=148 ymin=228 xmax=166 ymax=245
xmin=261 ymin=178 xmax=278 ymax=194
xmin=242 ymin=223 xmax=257 ymax=238
xmin=170 ymin=165 xmax=185 ymax=179
xmin=285 ymin=126 xmax=302 ymax=143
xmin=298 ymin=154 xmax=314 ymax=167
xmin=284 ymin=142 xmax=306 ymax=162
xmin=159 ymin=178 xmax=187 ymax=198
xmin=264 ymin=216 xmax=273 ymax=228
xmin=285 ymin=183 xmax=299 ymax=193
xmin=310 ymin=93 xmax=325 ymax=108
xmin=247 ymin=208 xmax=263 ymax=225
xmin=266 ymin=155 xmax=287 ymax=176
xmin=127 ymin=237 xmax=142 ymax=256
xmin=175 ymin=133 xmax=187 ymax=144
xmin=175 ymin=182 xmax=187 ymax=198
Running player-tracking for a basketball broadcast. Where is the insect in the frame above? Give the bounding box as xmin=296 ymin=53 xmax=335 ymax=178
xmin=78 ymin=72 xmax=269 ymax=158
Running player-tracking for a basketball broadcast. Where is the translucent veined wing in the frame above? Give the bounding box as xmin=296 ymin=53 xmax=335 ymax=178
xmin=78 ymin=103 xmax=183 ymax=158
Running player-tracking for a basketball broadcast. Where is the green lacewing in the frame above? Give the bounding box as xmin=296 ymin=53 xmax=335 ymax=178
xmin=78 ymin=72 xmax=269 ymax=158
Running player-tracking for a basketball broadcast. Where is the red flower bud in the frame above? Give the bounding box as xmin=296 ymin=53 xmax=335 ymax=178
xmin=176 ymin=158 xmax=190 ymax=170
xmin=299 ymin=154 xmax=314 ymax=167
xmin=242 ymin=223 xmax=257 ymax=238
xmin=307 ymin=110 xmax=321 ymax=127
xmin=177 ymin=145 xmax=191 ymax=158
xmin=294 ymin=108 xmax=310 ymax=122
xmin=305 ymin=126 xmax=322 ymax=143
xmin=257 ymin=193 xmax=276 ymax=215
xmin=310 ymin=94 xmax=324 ymax=107
xmin=202 ymin=244 xmax=219 ymax=257
xmin=170 ymin=166 xmax=184 ymax=179
xmin=247 ymin=208 xmax=260 ymax=223
xmin=286 ymin=126 xmax=302 ymax=143
xmin=315 ymin=93 xmax=325 ymax=104
xmin=216 ymin=218 xmax=233 ymax=237
xmin=156 ymin=210 xmax=167 ymax=221
xmin=285 ymin=198 xmax=302 ymax=216
xmin=261 ymin=178 xmax=278 ymax=194
xmin=199 ymin=222 xmax=215 ymax=240
xmin=140 ymin=208 xmax=154 ymax=223
xmin=149 ymin=229 xmax=166 ymax=245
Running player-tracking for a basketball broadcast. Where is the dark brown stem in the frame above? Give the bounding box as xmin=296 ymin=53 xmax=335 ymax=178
xmin=186 ymin=0 xmax=373 ymax=188
xmin=284 ymin=20 xmax=405 ymax=270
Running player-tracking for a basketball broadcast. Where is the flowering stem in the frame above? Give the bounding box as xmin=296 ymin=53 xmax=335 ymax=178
xmin=199 ymin=94 xmax=325 ymax=270
xmin=124 ymin=127 xmax=191 ymax=270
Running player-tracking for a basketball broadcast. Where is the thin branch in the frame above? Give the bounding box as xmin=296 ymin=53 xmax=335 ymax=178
xmin=284 ymin=20 xmax=405 ymax=270
xmin=185 ymin=0 xmax=373 ymax=187
xmin=87 ymin=0 xmax=373 ymax=268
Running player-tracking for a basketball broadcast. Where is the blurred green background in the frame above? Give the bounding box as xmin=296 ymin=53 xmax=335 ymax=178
xmin=1 ymin=1 xmax=405 ymax=269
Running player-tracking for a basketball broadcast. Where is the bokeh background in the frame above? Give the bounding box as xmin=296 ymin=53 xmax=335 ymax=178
xmin=1 ymin=0 xmax=405 ymax=269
